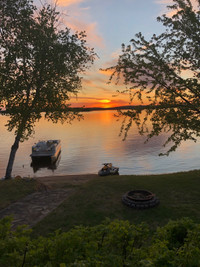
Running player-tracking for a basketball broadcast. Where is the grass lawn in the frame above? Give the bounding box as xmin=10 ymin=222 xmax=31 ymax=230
xmin=33 ymin=169 xmax=200 ymax=236
xmin=0 ymin=178 xmax=38 ymax=209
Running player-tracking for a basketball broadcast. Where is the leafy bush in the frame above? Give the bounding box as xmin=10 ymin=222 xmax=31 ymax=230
xmin=1 ymin=217 xmax=200 ymax=266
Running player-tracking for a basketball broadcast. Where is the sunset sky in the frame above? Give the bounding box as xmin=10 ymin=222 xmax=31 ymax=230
xmin=33 ymin=0 xmax=194 ymax=108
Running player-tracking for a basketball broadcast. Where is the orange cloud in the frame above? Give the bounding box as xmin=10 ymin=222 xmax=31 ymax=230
xmin=83 ymin=79 xmax=94 ymax=86
xmin=156 ymin=0 xmax=198 ymax=5
xmin=99 ymin=68 xmax=115 ymax=77
xmin=65 ymin=19 xmax=105 ymax=48
xmin=155 ymin=0 xmax=172 ymax=3
xmin=155 ymin=0 xmax=199 ymax=16
xmin=53 ymin=0 xmax=105 ymax=48
xmin=99 ymin=68 xmax=127 ymax=87
xmin=82 ymin=75 xmax=117 ymax=93
xmin=56 ymin=0 xmax=85 ymax=7
xmin=83 ymin=79 xmax=106 ymax=89
xmin=110 ymin=49 xmax=122 ymax=59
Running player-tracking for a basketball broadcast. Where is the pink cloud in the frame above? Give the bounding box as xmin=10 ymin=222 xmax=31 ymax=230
xmin=82 ymin=78 xmax=116 ymax=93
xmin=66 ymin=19 xmax=105 ymax=48
xmin=83 ymin=75 xmax=108 ymax=86
xmin=155 ymin=0 xmax=199 ymax=16
xmin=56 ymin=0 xmax=85 ymax=7
xmin=52 ymin=0 xmax=105 ymax=48
xmin=155 ymin=0 xmax=172 ymax=4
xmin=110 ymin=49 xmax=122 ymax=59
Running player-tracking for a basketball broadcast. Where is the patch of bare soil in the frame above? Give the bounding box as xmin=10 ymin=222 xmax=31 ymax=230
xmin=35 ymin=174 xmax=99 ymax=188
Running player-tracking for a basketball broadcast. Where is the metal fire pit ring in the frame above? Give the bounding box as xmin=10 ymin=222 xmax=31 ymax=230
xmin=122 ymin=190 xmax=159 ymax=209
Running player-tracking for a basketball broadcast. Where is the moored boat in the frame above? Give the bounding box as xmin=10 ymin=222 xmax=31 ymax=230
xmin=98 ymin=163 xmax=119 ymax=176
xmin=30 ymin=140 xmax=61 ymax=163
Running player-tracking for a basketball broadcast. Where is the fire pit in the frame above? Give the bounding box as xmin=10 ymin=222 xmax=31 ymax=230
xmin=122 ymin=190 xmax=159 ymax=209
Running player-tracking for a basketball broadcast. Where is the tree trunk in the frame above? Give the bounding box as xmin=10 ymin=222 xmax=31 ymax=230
xmin=5 ymin=135 xmax=20 ymax=179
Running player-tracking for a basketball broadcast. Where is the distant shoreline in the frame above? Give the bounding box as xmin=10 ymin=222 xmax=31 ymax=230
xmin=0 ymin=105 xmax=148 ymax=114
xmin=72 ymin=103 xmax=187 ymax=112
xmin=0 ymin=104 xmax=187 ymax=114
xmin=71 ymin=105 xmax=149 ymax=112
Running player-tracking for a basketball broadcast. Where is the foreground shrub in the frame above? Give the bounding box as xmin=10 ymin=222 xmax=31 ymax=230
xmin=1 ymin=217 xmax=200 ymax=266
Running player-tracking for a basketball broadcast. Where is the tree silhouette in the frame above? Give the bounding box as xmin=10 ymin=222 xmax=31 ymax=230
xmin=106 ymin=0 xmax=200 ymax=154
xmin=0 ymin=0 xmax=95 ymax=178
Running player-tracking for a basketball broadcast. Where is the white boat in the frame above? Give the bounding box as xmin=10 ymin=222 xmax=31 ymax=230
xmin=30 ymin=140 xmax=61 ymax=163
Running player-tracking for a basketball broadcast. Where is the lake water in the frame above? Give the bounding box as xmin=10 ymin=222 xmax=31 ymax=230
xmin=0 ymin=110 xmax=199 ymax=178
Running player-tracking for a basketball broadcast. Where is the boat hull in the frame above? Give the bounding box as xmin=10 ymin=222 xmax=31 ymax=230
xmin=30 ymin=140 xmax=61 ymax=163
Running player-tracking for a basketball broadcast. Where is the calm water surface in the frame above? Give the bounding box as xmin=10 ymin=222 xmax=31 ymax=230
xmin=0 ymin=110 xmax=199 ymax=178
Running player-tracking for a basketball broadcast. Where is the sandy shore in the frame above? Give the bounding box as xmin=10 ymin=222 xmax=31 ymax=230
xmin=35 ymin=174 xmax=99 ymax=188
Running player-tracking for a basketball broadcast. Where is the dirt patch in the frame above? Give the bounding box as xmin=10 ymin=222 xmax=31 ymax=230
xmin=35 ymin=174 xmax=99 ymax=188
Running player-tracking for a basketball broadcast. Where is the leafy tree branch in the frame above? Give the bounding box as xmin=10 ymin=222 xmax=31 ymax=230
xmin=0 ymin=0 xmax=96 ymax=178
xmin=105 ymin=0 xmax=200 ymax=154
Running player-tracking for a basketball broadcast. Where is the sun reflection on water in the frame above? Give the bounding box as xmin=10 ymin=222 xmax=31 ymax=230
xmin=0 ymin=110 xmax=199 ymax=178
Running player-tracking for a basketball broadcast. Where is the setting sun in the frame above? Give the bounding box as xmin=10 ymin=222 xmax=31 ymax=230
xmin=99 ymin=99 xmax=111 ymax=103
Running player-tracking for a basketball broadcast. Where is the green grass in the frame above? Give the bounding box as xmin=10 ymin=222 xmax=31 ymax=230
xmin=33 ymin=170 xmax=200 ymax=236
xmin=0 ymin=178 xmax=37 ymax=209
